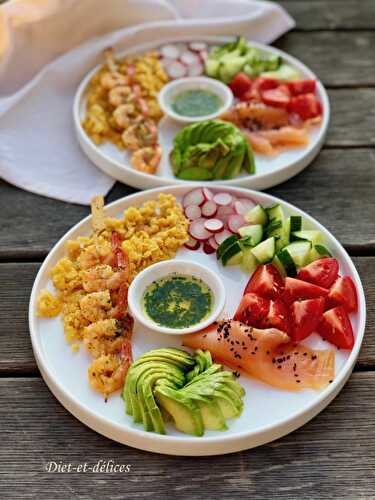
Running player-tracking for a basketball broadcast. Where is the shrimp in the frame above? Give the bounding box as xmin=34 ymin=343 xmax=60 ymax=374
xmin=83 ymin=318 xmax=122 ymax=357
xmin=108 ymin=85 xmax=132 ymax=107
xmin=131 ymin=145 xmax=162 ymax=174
xmin=113 ymin=103 xmax=137 ymax=129
xmin=121 ymin=120 xmax=158 ymax=150
xmin=81 ymin=264 xmax=128 ymax=293
xmin=80 ymin=290 xmax=112 ymax=323
xmin=77 ymin=244 xmax=101 ymax=270
xmin=100 ymin=72 xmax=129 ymax=90
xmin=87 ymin=325 xmax=133 ymax=397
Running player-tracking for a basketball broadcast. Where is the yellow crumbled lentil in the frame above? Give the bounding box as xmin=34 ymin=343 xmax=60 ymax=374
xmin=37 ymin=290 xmax=62 ymax=317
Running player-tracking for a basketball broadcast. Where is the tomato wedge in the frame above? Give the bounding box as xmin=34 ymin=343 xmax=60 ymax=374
xmin=239 ymin=77 xmax=279 ymax=101
xmin=297 ymin=258 xmax=339 ymax=289
xmin=261 ymin=85 xmax=291 ymax=108
xmin=244 ymin=264 xmax=284 ymax=300
xmin=290 ymin=297 xmax=325 ymax=342
xmin=317 ymin=306 xmax=354 ymax=349
xmin=283 ymin=277 xmax=328 ymax=305
xmin=287 ymin=93 xmax=322 ymax=120
xmin=233 ymin=293 xmax=269 ymax=328
xmin=228 ymin=73 xmax=253 ymax=98
xmin=287 ymin=79 xmax=316 ymax=96
xmin=265 ymin=299 xmax=290 ymax=333
xmin=327 ymin=276 xmax=358 ymax=313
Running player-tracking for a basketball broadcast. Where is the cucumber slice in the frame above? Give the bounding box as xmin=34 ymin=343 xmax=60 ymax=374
xmin=251 ymin=237 xmax=275 ymax=264
xmin=271 ymin=255 xmax=287 ymax=278
xmin=291 ymin=230 xmax=323 ymax=245
xmin=289 ymin=216 xmax=302 ymax=233
xmin=241 ymin=248 xmax=259 ymax=274
xmin=266 ymin=204 xmax=284 ymax=222
xmin=277 ymin=248 xmax=297 ymax=277
xmin=244 ymin=204 xmax=268 ymax=225
xmin=222 ymin=241 xmax=243 ymax=266
xmin=283 ymin=241 xmax=312 ymax=267
xmin=238 ymin=224 xmax=263 ymax=246
xmin=216 ymin=235 xmax=238 ymax=260
xmin=309 ymin=244 xmax=332 ymax=262
xmin=265 ymin=219 xmax=282 ymax=237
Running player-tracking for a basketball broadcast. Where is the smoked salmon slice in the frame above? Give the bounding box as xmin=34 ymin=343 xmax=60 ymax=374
xmin=183 ymin=320 xmax=335 ymax=391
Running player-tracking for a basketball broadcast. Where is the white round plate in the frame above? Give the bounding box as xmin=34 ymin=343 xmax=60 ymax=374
xmin=74 ymin=37 xmax=330 ymax=191
xmin=29 ymin=186 xmax=365 ymax=456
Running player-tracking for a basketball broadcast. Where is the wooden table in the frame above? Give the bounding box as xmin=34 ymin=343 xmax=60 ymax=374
xmin=1 ymin=2 xmax=375 ymax=498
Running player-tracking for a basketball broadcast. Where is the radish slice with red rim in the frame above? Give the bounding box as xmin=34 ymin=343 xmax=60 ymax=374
xmin=228 ymin=214 xmax=245 ymax=234
xmin=233 ymin=199 xmax=256 ymax=216
xmin=166 ymin=61 xmax=187 ymax=79
xmin=184 ymin=237 xmax=200 ymax=251
xmin=184 ymin=204 xmax=201 ymax=221
xmin=202 ymin=187 xmax=214 ymax=201
xmin=204 ymin=219 xmax=224 ymax=233
xmin=160 ymin=44 xmax=180 ymax=59
xmin=201 ymin=200 xmax=217 ymax=218
xmin=182 ymin=188 xmax=205 ymax=207
xmin=214 ymin=229 xmax=233 ymax=246
xmin=203 ymin=241 xmax=216 ymax=255
xmin=189 ymin=42 xmax=208 ymax=52
xmin=217 ymin=205 xmax=235 ymax=222
xmin=180 ymin=51 xmax=201 ymax=66
xmin=189 ymin=218 xmax=212 ymax=241
xmin=188 ymin=63 xmax=204 ymax=77
xmin=213 ymin=192 xmax=233 ymax=206
xmin=209 ymin=236 xmax=219 ymax=250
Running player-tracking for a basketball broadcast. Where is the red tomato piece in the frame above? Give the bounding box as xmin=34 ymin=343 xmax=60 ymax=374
xmin=327 ymin=276 xmax=358 ymax=313
xmin=228 ymin=73 xmax=253 ymax=98
xmin=233 ymin=293 xmax=270 ymax=328
xmin=290 ymin=297 xmax=325 ymax=342
xmin=265 ymin=299 xmax=290 ymax=333
xmin=241 ymin=77 xmax=279 ymax=101
xmin=283 ymin=277 xmax=328 ymax=305
xmin=261 ymin=85 xmax=291 ymax=108
xmin=317 ymin=306 xmax=355 ymax=349
xmin=297 ymin=258 xmax=339 ymax=289
xmin=287 ymin=79 xmax=316 ymax=96
xmin=287 ymin=93 xmax=322 ymax=120
xmin=243 ymin=264 xmax=284 ymax=300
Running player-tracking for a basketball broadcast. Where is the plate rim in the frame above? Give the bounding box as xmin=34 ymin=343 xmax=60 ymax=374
xmin=73 ymin=36 xmax=330 ymax=190
xmin=29 ymin=184 xmax=366 ymax=455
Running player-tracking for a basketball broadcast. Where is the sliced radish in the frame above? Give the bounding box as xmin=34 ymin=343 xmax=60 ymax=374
xmin=201 ymin=200 xmax=217 ymax=218
xmin=233 ymin=199 xmax=256 ymax=216
xmin=189 ymin=218 xmax=212 ymax=241
xmin=213 ymin=192 xmax=233 ymax=206
xmin=184 ymin=204 xmax=201 ymax=221
xmin=160 ymin=44 xmax=180 ymax=59
xmin=217 ymin=205 xmax=235 ymax=223
xmin=184 ymin=237 xmax=200 ymax=251
xmin=203 ymin=241 xmax=216 ymax=255
xmin=227 ymin=214 xmax=246 ymax=234
xmin=188 ymin=63 xmax=204 ymax=77
xmin=189 ymin=42 xmax=208 ymax=52
xmin=209 ymin=236 xmax=219 ymax=250
xmin=182 ymin=188 xmax=205 ymax=207
xmin=160 ymin=57 xmax=175 ymax=68
xmin=180 ymin=51 xmax=201 ymax=66
xmin=166 ymin=61 xmax=187 ymax=79
xmin=199 ymin=50 xmax=208 ymax=61
xmin=202 ymin=187 xmax=214 ymax=201
xmin=204 ymin=218 xmax=224 ymax=233
xmin=214 ymin=229 xmax=233 ymax=246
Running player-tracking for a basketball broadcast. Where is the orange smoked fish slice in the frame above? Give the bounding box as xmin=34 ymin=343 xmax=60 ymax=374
xmin=183 ymin=320 xmax=335 ymax=391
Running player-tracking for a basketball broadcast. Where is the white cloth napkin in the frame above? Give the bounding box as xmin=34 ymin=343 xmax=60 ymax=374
xmin=0 ymin=0 xmax=294 ymax=205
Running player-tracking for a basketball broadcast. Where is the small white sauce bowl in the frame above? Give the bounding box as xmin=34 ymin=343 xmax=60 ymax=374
xmin=128 ymin=259 xmax=226 ymax=335
xmin=158 ymin=76 xmax=233 ymax=123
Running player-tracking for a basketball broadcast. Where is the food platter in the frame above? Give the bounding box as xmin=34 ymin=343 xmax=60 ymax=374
xmin=73 ymin=37 xmax=330 ymax=191
xmin=29 ymin=185 xmax=365 ymax=456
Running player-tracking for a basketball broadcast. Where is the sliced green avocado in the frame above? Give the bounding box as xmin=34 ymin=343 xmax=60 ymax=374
xmin=155 ymin=386 xmax=204 ymax=437
xmin=177 ymin=167 xmax=214 ymax=181
xmin=197 ymin=399 xmax=227 ymax=431
xmin=131 ymin=348 xmax=195 ymax=370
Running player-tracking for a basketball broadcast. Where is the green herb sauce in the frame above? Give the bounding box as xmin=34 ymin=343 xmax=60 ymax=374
xmin=172 ymin=90 xmax=222 ymax=117
xmin=143 ymin=273 xmax=213 ymax=328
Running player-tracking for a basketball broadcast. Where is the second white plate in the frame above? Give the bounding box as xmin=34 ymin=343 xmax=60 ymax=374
xmin=73 ymin=36 xmax=330 ymax=191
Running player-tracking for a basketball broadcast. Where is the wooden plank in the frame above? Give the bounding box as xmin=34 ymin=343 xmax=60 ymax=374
xmin=0 ymin=373 xmax=374 ymax=499
xmin=0 ymin=257 xmax=374 ymax=374
xmin=1 ymin=148 xmax=375 ymax=258
xmin=279 ymin=0 xmax=375 ymax=30
xmin=274 ymin=31 xmax=375 ymax=86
